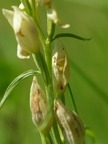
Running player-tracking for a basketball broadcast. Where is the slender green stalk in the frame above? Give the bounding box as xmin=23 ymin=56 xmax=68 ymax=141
xmin=47 ymin=17 xmax=55 ymax=41
xmin=40 ymin=133 xmax=47 ymax=144
xmin=33 ymin=15 xmax=52 ymax=76
xmin=33 ymin=14 xmax=46 ymax=49
xmin=46 ymin=133 xmax=54 ymax=144
xmin=51 ymin=119 xmax=63 ymax=144
xmin=44 ymin=41 xmax=52 ymax=77
xmin=32 ymin=52 xmax=51 ymax=86
xmin=67 ymin=83 xmax=78 ymax=114
xmin=46 ymin=15 xmax=55 ymax=75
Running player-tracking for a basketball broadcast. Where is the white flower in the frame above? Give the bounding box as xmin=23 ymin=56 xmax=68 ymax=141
xmin=2 ymin=6 xmax=39 ymax=59
xmin=52 ymin=39 xmax=70 ymax=93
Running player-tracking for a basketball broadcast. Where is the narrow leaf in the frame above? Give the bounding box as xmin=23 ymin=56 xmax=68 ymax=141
xmin=52 ymin=33 xmax=92 ymax=42
xmin=67 ymin=83 xmax=78 ymax=114
xmin=0 ymin=69 xmax=40 ymax=109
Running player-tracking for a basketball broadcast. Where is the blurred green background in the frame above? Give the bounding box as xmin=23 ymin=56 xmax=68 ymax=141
xmin=0 ymin=0 xmax=108 ymax=144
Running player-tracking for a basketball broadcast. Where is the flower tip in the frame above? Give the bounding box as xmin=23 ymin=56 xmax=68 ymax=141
xmin=19 ymin=3 xmax=24 ymax=9
xmin=11 ymin=5 xmax=16 ymax=9
xmin=17 ymin=44 xmax=30 ymax=59
xmin=60 ymin=24 xmax=70 ymax=29
xmin=2 ymin=8 xmax=14 ymax=27
xmin=2 ymin=8 xmax=9 ymax=16
xmin=2 ymin=8 xmax=5 ymax=14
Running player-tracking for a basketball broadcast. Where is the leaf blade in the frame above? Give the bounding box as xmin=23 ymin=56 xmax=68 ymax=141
xmin=0 ymin=69 xmax=40 ymax=109
xmin=52 ymin=33 xmax=92 ymax=42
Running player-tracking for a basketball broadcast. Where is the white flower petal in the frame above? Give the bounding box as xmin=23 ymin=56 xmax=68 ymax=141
xmin=17 ymin=44 xmax=30 ymax=59
xmin=2 ymin=9 xmax=14 ymax=27
xmin=19 ymin=3 xmax=24 ymax=10
xmin=12 ymin=6 xmax=39 ymax=54
xmin=12 ymin=6 xmax=23 ymax=34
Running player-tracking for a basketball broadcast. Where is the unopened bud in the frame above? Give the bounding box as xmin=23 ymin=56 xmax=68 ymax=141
xmin=54 ymin=99 xmax=85 ymax=144
xmin=47 ymin=3 xmax=70 ymax=28
xmin=30 ymin=76 xmax=47 ymax=125
xmin=2 ymin=6 xmax=39 ymax=59
xmin=52 ymin=39 xmax=70 ymax=94
xmin=30 ymin=76 xmax=53 ymax=133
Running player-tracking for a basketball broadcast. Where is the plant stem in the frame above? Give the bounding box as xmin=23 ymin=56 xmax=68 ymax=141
xmin=32 ymin=52 xmax=50 ymax=86
xmin=45 ymin=40 xmax=52 ymax=77
xmin=46 ymin=133 xmax=54 ymax=144
xmin=40 ymin=133 xmax=47 ymax=144
xmin=51 ymin=119 xmax=63 ymax=144
xmin=33 ymin=15 xmax=52 ymax=78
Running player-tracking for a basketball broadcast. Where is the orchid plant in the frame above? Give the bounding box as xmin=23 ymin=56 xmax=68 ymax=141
xmin=0 ymin=0 xmax=95 ymax=144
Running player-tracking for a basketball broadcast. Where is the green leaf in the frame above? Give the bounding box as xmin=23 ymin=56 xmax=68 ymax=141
xmin=51 ymin=33 xmax=92 ymax=42
xmin=85 ymin=127 xmax=96 ymax=144
xmin=0 ymin=69 xmax=40 ymax=109
xmin=67 ymin=83 xmax=78 ymax=113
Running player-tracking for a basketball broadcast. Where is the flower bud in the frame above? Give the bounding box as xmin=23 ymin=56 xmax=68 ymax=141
xmin=30 ymin=76 xmax=47 ymax=125
xmin=2 ymin=6 xmax=39 ymax=59
xmin=47 ymin=3 xmax=70 ymax=28
xmin=52 ymin=39 xmax=70 ymax=94
xmin=30 ymin=76 xmax=53 ymax=133
xmin=54 ymin=99 xmax=85 ymax=144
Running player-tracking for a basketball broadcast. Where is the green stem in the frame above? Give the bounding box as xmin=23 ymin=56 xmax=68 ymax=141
xmin=47 ymin=17 xmax=55 ymax=41
xmin=45 ymin=40 xmax=52 ymax=77
xmin=32 ymin=52 xmax=50 ymax=86
xmin=51 ymin=119 xmax=63 ymax=144
xmin=40 ymin=133 xmax=47 ymax=144
xmin=46 ymin=16 xmax=55 ymax=76
xmin=33 ymin=15 xmax=52 ymax=76
xmin=46 ymin=133 xmax=54 ymax=144
xmin=67 ymin=84 xmax=78 ymax=114
xmin=33 ymin=14 xmax=46 ymax=51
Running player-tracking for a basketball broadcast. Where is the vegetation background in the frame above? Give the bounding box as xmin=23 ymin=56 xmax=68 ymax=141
xmin=0 ymin=0 xmax=108 ymax=144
